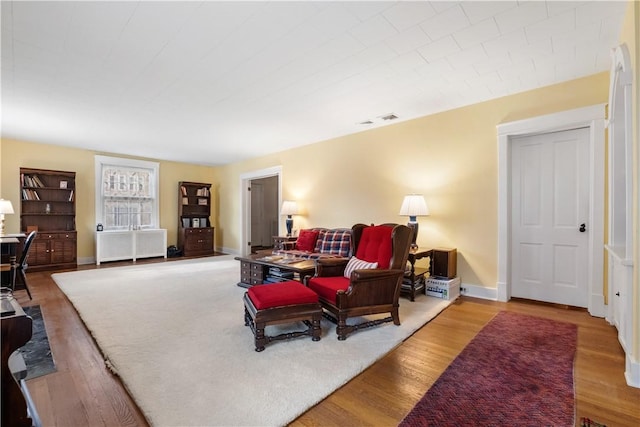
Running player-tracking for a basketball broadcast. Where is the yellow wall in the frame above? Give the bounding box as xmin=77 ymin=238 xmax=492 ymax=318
xmin=0 ymin=72 xmax=611 ymax=290
xmin=0 ymin=138 xmax=217 ymax=261
xmin=634 ymin=0 xmax=640 ymax=373
xmin=217 ymin=72 xmax=610 ymax=289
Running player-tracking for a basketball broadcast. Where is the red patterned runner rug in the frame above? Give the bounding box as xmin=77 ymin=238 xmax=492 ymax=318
xmin=400 ymin=311 xmax=578 ymax=426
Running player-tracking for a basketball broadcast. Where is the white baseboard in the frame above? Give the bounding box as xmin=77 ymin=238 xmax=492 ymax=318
xmin=460 ymin=282 xmax=498 ymax=301
xmin=221 ymin=247 xmax=240 ymax=256
xmin=495 ymin=280 xmax=508 ymax=302
xmin=78 ymin=257 xmax=95 ymax=265
xmin=588 ymin=293 xmax=606 ymax=318
xmin=626 ymin=355 xmax=640 ymax=388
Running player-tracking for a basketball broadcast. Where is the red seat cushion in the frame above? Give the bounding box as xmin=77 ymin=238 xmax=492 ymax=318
xmin=248 ymin=281 xmax=318 ymax=310
xmin=355 ymin=225 xmax=393 ymax=269
xmin=295 ymin=229 xmax=319 ymax=252
xmin=307 ymin=276 xmax=350 ymax=304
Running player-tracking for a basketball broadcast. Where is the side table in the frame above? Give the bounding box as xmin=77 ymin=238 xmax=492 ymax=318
xmin=272 ymin=236 xmax=297 ymax=250
xmin=402 ymin=248 xmax=432 ymax=301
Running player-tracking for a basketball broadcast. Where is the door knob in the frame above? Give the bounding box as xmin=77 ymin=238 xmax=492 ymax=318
xmin=579 ymin=223 xmax=586 ymax=232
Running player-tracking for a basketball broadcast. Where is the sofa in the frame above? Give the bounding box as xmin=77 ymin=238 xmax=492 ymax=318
xmin=277 ymin=228 xmax=352 ymax=259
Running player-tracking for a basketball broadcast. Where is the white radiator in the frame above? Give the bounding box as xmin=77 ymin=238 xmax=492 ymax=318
xmin=96 ymin=229 xmax=167 ymax=265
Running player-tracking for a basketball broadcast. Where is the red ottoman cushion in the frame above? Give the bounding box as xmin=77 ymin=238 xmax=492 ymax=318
xmin=248 ymin=281 xmax=319 ymax=310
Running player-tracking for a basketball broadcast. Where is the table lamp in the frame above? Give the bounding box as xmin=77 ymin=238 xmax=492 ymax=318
xmin=280 ymin=200 xmax=299 ymax=237
xmin=0 ymin=199 xmax=15 ymax=236
xmin=399 ymin=194 xmax=429 ymax=250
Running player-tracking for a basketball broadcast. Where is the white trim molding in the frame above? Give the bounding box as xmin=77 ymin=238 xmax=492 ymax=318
xmin=605 ymin=44 xmax=638 ymax=389
xmin=496 ymin=105 xmax=606 ymax=318
xmin=239 ymin=166 xmax=282 ymax=256
xmin=460 ymin=282 xmax=498 ymax=301
xmin=94 ymin=155 xmax=160 ymax=230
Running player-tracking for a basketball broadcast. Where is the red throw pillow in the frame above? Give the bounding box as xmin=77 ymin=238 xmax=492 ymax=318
xmin=296 ymin=229 xmax=319 ymax=252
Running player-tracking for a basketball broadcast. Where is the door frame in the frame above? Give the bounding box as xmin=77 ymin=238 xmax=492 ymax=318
xmin=239 ymin=166 xmax=282 ymax=256
xmin=496 ymin=104 xmax=606 ymax=317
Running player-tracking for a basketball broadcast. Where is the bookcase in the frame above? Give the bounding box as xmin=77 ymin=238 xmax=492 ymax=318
xmin=178 ymin=181 xmax=214 ymax=257
xmin=20 ymin=168 xmax=77 ymax=271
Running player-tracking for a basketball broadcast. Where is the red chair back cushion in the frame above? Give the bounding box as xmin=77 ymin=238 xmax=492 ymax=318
xmin=355 ymin=225 xmax=393 ymax=269
xmin=296 ymin=229 xmax=319 ymax=252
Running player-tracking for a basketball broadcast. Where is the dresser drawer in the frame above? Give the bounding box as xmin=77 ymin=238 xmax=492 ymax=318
xmin=240 ymin=261 xmax=252 ymax=284
xmin=36 ymin=233 xmax=57 ymax=240
xmin=181 ymin=227 xmax=214 ymax=257
xmin=238 ymin=261 xmax=264 ymax=286
xmin=250 ymin=264 xmax=263 ymax=280
xmin=185 ymin=228 xmax=212 ymax=236
xmin=36 ymin=232 xmax=76 ymax=241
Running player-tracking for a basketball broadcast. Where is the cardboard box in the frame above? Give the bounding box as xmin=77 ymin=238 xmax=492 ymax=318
xmin=425 ymin=276 xmax=461 ymax=300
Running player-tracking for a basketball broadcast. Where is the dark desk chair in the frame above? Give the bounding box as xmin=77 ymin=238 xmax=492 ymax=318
xmin=1 ymin=231 xmax=37 ymax=300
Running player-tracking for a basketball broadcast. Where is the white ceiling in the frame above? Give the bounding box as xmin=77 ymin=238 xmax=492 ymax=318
xmin=1 ymin=1 xmax=626 ymax=166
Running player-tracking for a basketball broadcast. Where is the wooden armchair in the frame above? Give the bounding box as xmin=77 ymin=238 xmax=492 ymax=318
xmin=304 ymin=223 xmax=412 ymax=340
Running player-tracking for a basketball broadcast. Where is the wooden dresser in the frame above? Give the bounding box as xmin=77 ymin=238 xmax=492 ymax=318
xmin=178 ymin=181 xmax=215 ymax=257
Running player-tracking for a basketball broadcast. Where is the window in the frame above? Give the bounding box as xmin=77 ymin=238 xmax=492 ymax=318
xmin=95 ymin=155 xmax=159 ymax=230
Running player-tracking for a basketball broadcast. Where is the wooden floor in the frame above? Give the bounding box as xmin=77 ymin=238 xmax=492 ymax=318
xmin=11 ymin=258 xmax=640 ymax=427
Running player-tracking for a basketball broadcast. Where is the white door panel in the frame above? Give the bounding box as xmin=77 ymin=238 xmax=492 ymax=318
xmin=511 ymin=128 xmax=589 ymax=306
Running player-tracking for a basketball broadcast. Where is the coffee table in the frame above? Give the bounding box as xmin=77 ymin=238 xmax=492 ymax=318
xmin=234 ymin=253 xmax=317 ymax=288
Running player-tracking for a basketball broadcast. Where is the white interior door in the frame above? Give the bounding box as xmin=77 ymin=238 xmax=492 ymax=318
xmin=511 ymin=127 xmax=590 ymax=307
xmin=240 ymin=166 xmax=282 ymax=256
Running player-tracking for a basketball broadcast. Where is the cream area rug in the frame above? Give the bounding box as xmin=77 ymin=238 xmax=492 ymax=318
xmin=53 ymin=256 xmax=451 ymax=427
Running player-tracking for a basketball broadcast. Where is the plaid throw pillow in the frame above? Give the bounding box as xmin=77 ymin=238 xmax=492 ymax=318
xmin=312 ymin=229 xmax=328 ymax=253
xmin=317 ymin=230 xmax=352 ymax=257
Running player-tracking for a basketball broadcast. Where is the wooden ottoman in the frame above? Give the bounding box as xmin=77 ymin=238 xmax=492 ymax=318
xmin=243 ymin=281 xmax=322 ymax=352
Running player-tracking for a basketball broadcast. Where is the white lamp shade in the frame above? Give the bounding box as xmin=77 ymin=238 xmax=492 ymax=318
xmin=0 ymin=199 xmax=15 ymax=214
xmin=280 ymin=200 xmax=299 ymax=216
xmin=399 ymin=195 xmax=429 ymax=217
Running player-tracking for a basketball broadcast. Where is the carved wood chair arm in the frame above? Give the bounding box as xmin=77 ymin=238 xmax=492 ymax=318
xmin=314 ymin=258 xmax=349 ymax=277
xmin=336 ymin=268 xmax=405 ymax=308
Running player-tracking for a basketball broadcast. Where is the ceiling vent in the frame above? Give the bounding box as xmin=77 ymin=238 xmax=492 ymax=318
xmin=359 ymin=114 xmax=399 ymax=125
